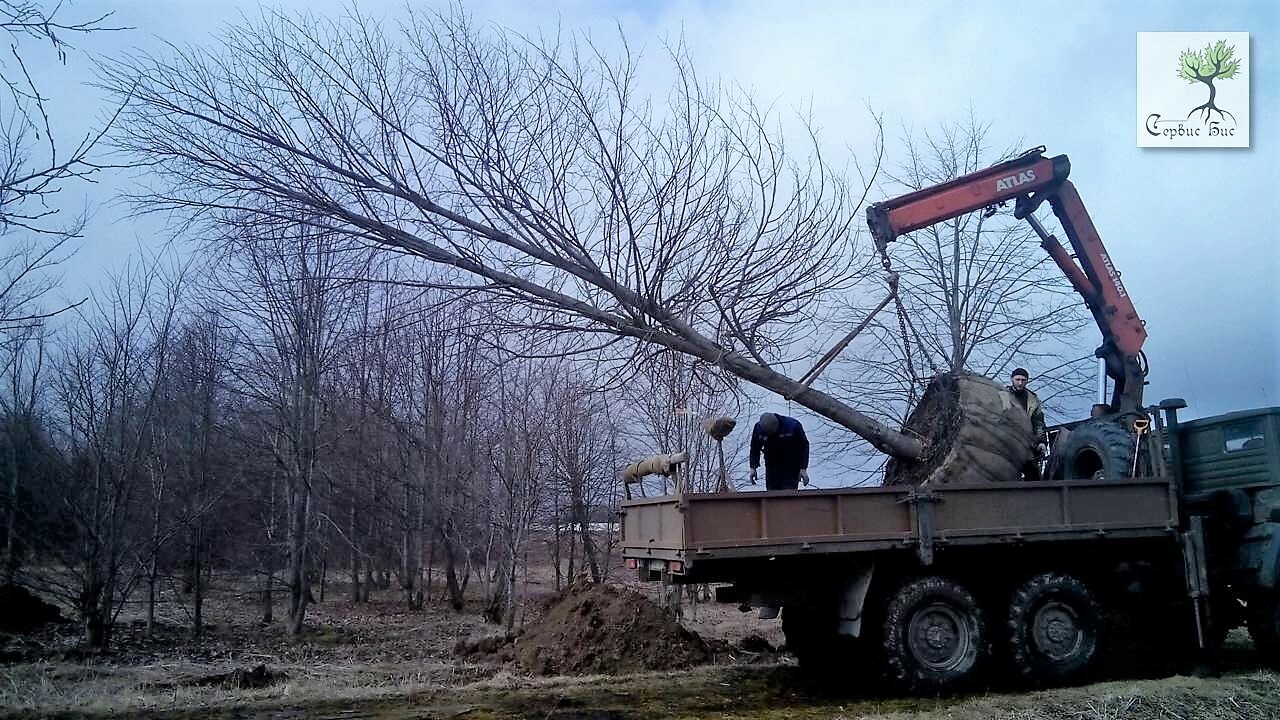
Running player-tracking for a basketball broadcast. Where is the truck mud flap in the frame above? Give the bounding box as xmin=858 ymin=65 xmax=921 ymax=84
xmin=837 ymin=564 xmax=875 ymax=637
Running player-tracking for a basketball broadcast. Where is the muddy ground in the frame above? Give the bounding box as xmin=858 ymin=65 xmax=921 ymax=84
xmin=0 ymin=571 xmax=1277 ymax=719
xmin=8 ymin=660 xmax=1280 ymax=720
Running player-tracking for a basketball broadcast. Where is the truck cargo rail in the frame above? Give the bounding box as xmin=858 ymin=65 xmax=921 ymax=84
xmin=622 ymin=478 xmax=1179 ymax=571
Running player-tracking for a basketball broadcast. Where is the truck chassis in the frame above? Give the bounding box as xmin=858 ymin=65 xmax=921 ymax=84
xmin=622 ymin=476 xmax=1214 ymax=691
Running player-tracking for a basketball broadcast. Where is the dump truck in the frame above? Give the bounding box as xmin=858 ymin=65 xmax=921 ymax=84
xmin=620 ymin=148 xmax=1280 ymax=692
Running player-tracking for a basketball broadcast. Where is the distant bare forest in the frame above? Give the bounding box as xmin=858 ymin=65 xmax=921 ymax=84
xmin=0 ymin=2 xmax=1089 ymax=651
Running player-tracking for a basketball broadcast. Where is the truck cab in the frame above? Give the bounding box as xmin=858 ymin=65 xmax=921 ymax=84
xmin=1174 ymin=407 xmax=1280 ymax=648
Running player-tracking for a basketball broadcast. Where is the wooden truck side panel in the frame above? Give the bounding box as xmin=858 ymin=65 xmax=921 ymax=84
xmin=622 ymin=478 xmax=1178 ymax=571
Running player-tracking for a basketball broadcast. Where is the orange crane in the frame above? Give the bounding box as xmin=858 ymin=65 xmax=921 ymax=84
xmin=865 ymin=147 xmax=1148 ymax=414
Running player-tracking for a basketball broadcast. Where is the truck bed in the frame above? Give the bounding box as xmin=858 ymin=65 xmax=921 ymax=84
xmin=622 ymin=478 xmax=1179 ymax=572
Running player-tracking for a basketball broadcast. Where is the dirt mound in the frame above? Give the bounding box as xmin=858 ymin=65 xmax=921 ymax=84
xmin=460 ymin=579 xmax=711 ymax=676
xmin=0 ymin=585 xmax=64 ymax=633
xmin=516 ymin=580 xmax=710 ymax=675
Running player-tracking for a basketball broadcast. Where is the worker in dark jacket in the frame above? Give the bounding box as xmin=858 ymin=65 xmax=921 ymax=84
xmin=749 ymin=412 xmax=810 ymax=490
xmin=1008 ymin=368 xmax=1047 ymax=482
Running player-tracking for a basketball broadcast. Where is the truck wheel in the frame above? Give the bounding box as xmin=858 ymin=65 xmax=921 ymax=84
xmin=882 ymin=576 xmax=985 ymax=692
xmin=1050 ymin=417 xmax=1150 ymax=481
xmin=1007 ymin=573 xmax=1103 ymax=685
xmin=1247 ymin=593 xmax=1280 ymax=661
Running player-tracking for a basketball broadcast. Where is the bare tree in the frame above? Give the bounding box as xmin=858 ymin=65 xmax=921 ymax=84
xmin=546 ymin=370 xmax=620 ymax=584
xmin=0 ymin=2 xmax=125 ymax=327
xmin=150 ymin=312 xmax=234 ymax=639
xmin=403 ymin=296 xmax=491 ymax=611
xmin=323 ymin=270 xmax=426 ymax=606
xmin=0 ymin=2 xmax=121 ymax=228
xmin=483 ymin=360 xmax=551 ymax=631
xmin=0 ymin=235 xmax=79 ymax=329
xmin=209 ymin=215 xmax=368 ymax=636
xmin=45 ymin=254 xmax=184 ymax=648
xmin=0 ymin=317 xmax=47 ymax=583
xmin=101 ymin=8 xmax=934 ymax=464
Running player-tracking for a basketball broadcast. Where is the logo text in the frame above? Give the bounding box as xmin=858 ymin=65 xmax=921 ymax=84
xmin=995 ymin=170 xmax=1037 ymax=193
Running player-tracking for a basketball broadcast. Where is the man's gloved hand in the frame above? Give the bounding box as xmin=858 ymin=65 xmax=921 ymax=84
xmin=749 ymin=468 xmax=758 ymax=485
xmin=1036 ymin=442 xmax=1048 ymax=458
xmin=799 ymin=469 xmax=810 ymax=486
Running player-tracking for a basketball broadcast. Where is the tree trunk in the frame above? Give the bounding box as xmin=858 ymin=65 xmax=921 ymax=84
xmin=580 ymin=522 xmax=601 ymax=583
xmin=567 ymin=527 xmax=577 ymax=580
xmin=261 ymin=571 xmax=273 ymax=624
xmin=425 ymin=539 xmax=435 ymax=604
xmin=551 ymin=514 xmax=563 ymax=592
xmin=484 ymin=550 xmax=510 ymax=625
xmin=443 ymin=539 xmax=464 ymax=611
xmin=401 ymin=482 xmax=419 ymax=609
xmin=86 ymin=612 xmax=107 ymax=649
xmin=192 ymin=523 xmax=205 ymax=640
xmin=460 ymin=550 xmax=472 ymax=597
xmin=145 ymin=558 xmax=157 ymax=638
xmin=348 ymin=492 xmax=362 ymax=603
xmin=502 ymin=555 xmax=518 ymax=632
xmin=1 ymin=440 xmax=19 ymax=586
xmin=146 ymin=483 xmax=161 ymax=638
xmin=81 ymin=574 xmax=108 ymax=648
xmin=569 ymin=486 xmax=600 ymax=583
xmin=286 ymin=462 xmax=312 ymax=637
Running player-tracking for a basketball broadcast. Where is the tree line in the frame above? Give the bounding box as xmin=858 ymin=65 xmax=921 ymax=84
xmin=0 ymin=2 xmax=1090 ymax=650
xmin=3 ymin=230 xmax=748 ymax=648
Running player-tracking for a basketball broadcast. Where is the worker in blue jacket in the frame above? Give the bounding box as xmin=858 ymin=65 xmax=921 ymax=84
xmin=749 ymin=412 xmax=810 ymax=490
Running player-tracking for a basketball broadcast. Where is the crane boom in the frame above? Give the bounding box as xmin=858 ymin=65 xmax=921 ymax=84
xmin=865 ymin=147 xmax=1147 ymax=414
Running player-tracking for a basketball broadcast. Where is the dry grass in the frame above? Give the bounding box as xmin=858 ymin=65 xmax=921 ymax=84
xmin=897 ymin=671 xmax=1280 ymax=719
xmin=0 ymin=569 xmax=1277 ymax=719
xmin=0 ymin=657 xmax=499 ymax=716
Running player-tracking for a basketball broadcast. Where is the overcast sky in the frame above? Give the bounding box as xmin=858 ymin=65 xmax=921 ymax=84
xmin=25 ymin=0 xmax=1280 ymax=469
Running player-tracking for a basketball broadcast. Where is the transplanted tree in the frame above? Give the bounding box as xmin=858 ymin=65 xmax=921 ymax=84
xmin=1179 ymin=40 xmax=1241 ymax=123
xmin=101 ymin=8 xmax=1038 ymax=485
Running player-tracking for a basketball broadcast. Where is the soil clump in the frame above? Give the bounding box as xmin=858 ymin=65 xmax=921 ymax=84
xmin=0 ymin=584 xmax=65 ymax=633
xmin=457 ymin=578 xmax=711 ymax=675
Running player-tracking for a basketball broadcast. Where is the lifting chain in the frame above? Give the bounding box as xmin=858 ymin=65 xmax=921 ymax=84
xmin=875 ymin=239 xmax=938 ymax=404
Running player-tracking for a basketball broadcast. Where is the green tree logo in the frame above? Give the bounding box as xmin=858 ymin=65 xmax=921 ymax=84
xmin=1178 ymin=40 xmax=1240 ymax=123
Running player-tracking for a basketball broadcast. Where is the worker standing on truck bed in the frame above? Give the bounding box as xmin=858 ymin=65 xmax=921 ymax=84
xmin=1008 ymin=368 xmax=1047 ymax=481
xmin=749 ymin=412 xmax=810 ymax=490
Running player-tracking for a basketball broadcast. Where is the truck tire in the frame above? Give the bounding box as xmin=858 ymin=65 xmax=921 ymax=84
xmin=1247 ymin=593 xmax=1280 ymax=662
xmin=1007 ymin=573 xmax=1103 ymax=685
xmin=1049 ymin=417 xmax=1150 ymax=481
xmin=882 ymin=576 xmax=985 ymax=692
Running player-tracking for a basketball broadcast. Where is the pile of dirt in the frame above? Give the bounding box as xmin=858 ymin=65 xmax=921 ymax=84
xmin=459 ymin=579 xmax=711 ymax=676
xmin=0 ymin=585 xmax=64 ymax=633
